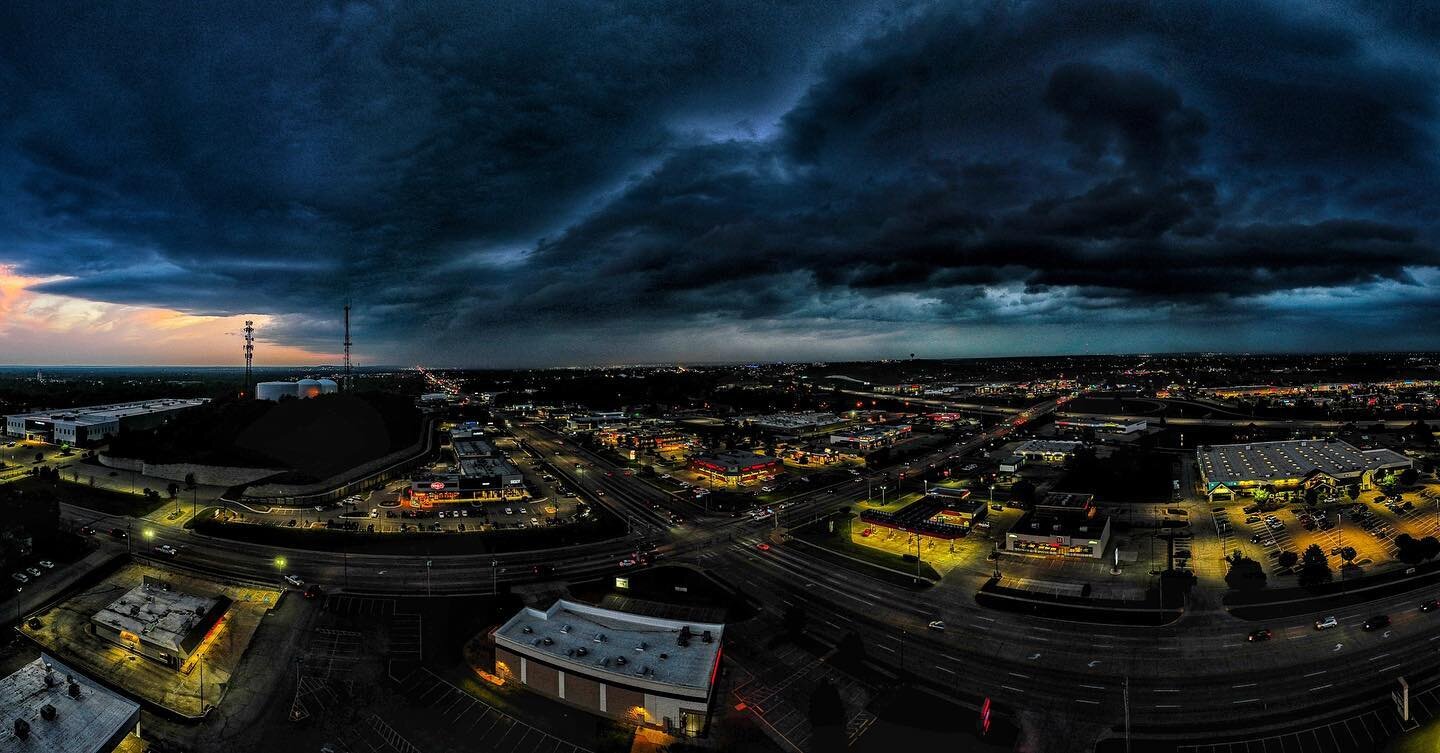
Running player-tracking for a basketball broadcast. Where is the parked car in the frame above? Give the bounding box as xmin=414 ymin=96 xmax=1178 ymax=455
xmin=1314 ymin=615 xmax=1339 ymax=630
xmin=283 ymin=574 xmax=304 ymax=587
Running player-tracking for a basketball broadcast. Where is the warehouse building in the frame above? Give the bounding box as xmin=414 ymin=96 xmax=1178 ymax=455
xmin=1054 ymin=418 xmax=1147 ymax=435
xmin=90 ymin=577 xmax=230 ymax=669
xmin=0 ymin=654 xmax=141 ymax=753
xmin=4 ymin=398 xmax=209 ymax=447
xmin=746 ymin=412 xmax=847 ymax=437
xmin=1005 ymin=492 xmax=1111 ymax=558
xmin=1196 ymin=439 xmax=1414 ymax=502
xmin=495 ymin=600 xmax=723 ymax=736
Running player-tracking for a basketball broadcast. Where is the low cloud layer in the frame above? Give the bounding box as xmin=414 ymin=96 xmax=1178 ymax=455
xmin=2 ymin=1 xmax=1438 ymax=365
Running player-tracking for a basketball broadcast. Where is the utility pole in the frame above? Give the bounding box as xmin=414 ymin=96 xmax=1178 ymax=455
xmin=491 ymin=559 xmax=498 ymax=594
xmin=426 ymin=559 xmax=432 ymax=597
xmin=1123 ymin=676 xmax=1131 ymax=753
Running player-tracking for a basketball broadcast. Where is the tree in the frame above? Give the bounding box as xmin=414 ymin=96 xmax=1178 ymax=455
xmin=1253 ymin=488 xmax=1271 ymax=505
xmin=167 ymin=483 xmax=179 ymax=499
xmin=1340 ymin=546 xmax=1356 ymax=563
xmin=1422 ymin=536 xmax=1440 ymax=561
xmin=836 ymin=631 xmax=866 ymax=666
xmin=783 ymin=604 xmax=807 ymax=638
xmin=808 ymin=678 xmax=845 ymax=727
xmin=1347 ymin=485 xmax=1360 ymax=502
xmin=1278 ymin=550 xmax=1299 ymax=569
xmin=1377 ymin=472 xmax=1399 ymax=495
xmin=1224 ymin=552 xmax=1266 ymax=591
xmin=1396 ymin=534 xmax=1424 ymax=564
xmin=1010 ymin=478 xmax=1038 ymax=507
xmin=1400 ymin=467 xmax=1419 ymax=487
xmin=1298 ymin=544 xmax=1332 ymax=586
xmin=184 ymin=472 xmax=197 ymax=489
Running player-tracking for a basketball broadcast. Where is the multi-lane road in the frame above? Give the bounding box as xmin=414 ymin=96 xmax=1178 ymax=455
xmin=35 ymin=391 xmax=1440 ymax=750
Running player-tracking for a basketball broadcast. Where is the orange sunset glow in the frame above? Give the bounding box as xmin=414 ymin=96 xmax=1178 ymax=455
xmin=0 ymin=266 xmax=334 ymax=365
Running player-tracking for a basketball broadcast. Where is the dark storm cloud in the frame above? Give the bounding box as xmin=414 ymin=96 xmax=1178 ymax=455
xmin=1 ymin=0 xmax=1438 ymax=364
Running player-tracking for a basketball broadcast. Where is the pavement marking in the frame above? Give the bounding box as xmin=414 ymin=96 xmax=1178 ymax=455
xmin=936 ymin=666 xmax=956 ymax=675
xmin=1001 ymin=685 xmax=1025 ymax=693
xmin=969 ymin=623 xmax=991 ymax=631
xmin=1311 ymin=683 xmax=1334 ymax=691
xmin=1027 ymin=653 xmax=1042 ymax=660
xmin=1233 ymin=698 xmax=1260 ymax=704
xmin=1232 ymin=683 xmax=1257 ymax=689
xmin=1087 ymin=660 xmax=1102 ymax=668
xmin=1376 ymin=664 xmax=1403 ymax=674
xmin=977 ymin=616 xmax=996 ymax=622
xmin=1076 ymin=699 xmax=1100 ymax=705
xmin=1008 ymin=672 xmax=1030 ymax=679
xmin=1079 ymin=684 xmax=1105 ymax=690
xmin=877 ymin=645 xmax=896 ymax=654
xmin=1094 ymin=644 xmax=1114 ymax=649
xmin=1303 ymin=670 xmax=1327 ymax=677
xmin=1368 ymin=653 xmax=1391 ymax=662
xmin=1154 ymin=704 xmax=1181 ymax=709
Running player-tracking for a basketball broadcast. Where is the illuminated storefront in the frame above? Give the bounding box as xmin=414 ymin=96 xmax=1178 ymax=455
xmin=689 ymin=452 xmax=780 ymax=487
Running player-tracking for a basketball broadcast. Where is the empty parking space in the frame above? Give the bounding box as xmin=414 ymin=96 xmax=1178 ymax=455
xmin=324 ymin=594 xmax=397 ymax=618
xmin=394 ymin=667 xmax=592 ymax=753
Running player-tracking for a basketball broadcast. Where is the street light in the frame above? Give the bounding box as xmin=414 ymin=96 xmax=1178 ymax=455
xmin=274 ymin=556 xmax=287 ymax=571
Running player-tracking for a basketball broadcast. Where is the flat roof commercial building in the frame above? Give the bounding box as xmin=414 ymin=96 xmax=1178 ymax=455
xmin=409 ymin=429 xmax=526 ymax=505
xmin=690 ymin=452 xmax=779 ymax=488
xmin=1196 ymin=439 xmax=1413 ymax=501
xmin=4 ymin=398 xmax=209 ymax=447
xmin=495 ymin=600 xmax=723 ymax=737
xmin=0 ymin=654 xmax=141 ymax=753
xmin=828 ymin=424 xmax=912 ymax=453
xmin=746 ymin=412 xmax=847 ymax=436
xmin=1005 ymin=492 xmax=1111 ymax=559
xmin=90 ymin=576 xmax=230 ymax=669
xmin=1054 ymin=418 xmax=1147 ymax=435
xmin=1014 ymin=439 xmax=1083 ymax=462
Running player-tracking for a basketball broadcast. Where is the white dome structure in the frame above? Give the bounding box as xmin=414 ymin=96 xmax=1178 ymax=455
xmin=256 ymin=381 xmax=299 ymax=401
xmin=296 ymin=379 xmax=323 ymax=399
xmin=317 ymin=378 xmax=339 ymax=395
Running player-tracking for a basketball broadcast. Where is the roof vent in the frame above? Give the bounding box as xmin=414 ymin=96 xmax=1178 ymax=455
xmin=702 ymin=630 xmax=712 ymax=644
xmin=635 ymin=642 xmax=646 ymax=652
xmin=522 ymin=626 xmax=533 ymax=634
xmin=615 ymin=656 xmax=627 ymax=666
xmin=542 ymin=637 xmax=554 ymax=646
xmin=14 ymin=719 xmax=29 ymax=739
xmin=575 ymin=646 xmax=588 ymax=657
xmin=39 ymin=704 xmax=56 ymax=722
xmin=594 ymin=633 xmax=606 ymax=643
xmin=559 ymin=624 xmax=570 ymax=634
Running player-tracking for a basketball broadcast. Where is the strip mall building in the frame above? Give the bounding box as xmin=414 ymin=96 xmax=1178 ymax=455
xmin=689 ymin=452 xmax=779 ymax=487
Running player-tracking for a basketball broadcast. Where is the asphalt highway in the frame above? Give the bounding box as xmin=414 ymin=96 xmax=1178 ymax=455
xmin=40 ymin=393 xmax=1440 ymax=745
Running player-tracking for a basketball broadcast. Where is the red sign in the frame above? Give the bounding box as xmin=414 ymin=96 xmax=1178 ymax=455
xmin=430 ymin=481 xmax=446 ymax=490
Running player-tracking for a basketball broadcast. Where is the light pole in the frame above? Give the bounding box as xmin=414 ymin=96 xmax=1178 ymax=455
xmin=491 ymin=559 xmax=498 ymax=594
xmin=426 ymin=560 xmax=432 ymax=597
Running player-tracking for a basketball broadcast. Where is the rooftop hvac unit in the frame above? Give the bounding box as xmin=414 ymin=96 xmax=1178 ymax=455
xmin=39 ymin=705 xmax=55 ymax=722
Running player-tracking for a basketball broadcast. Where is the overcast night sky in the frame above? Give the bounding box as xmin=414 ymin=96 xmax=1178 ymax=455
xmin=2 ymin=1 xmax=1439 ymax=367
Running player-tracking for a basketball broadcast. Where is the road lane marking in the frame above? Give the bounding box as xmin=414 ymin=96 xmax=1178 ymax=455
xmin=1079 ymin=684 xmax=1105 ymax=690
xmin=1232 ymin=683 xmax=1257 ymax=689
xmin=1303 ymin=670 xmax=1327 ymax=677
xmin=1154 ymin=704 xmax=1181 ymax=709
xmin=936 ymin=666 xmax=957 ymax=675
xmin=1377 ymin=664 xmax=1402 ymax=673
xmin=1009 ymin=672 xmax=1030 ymax=679
xmin=1368 ymin=653 xmax=1391 ymax=662
xmin=1311 ymin=684 xmax=1333 ymax=691
xmin=1233 ymin=698 xmax=1260 ymax=704
xmin=1076 ymin=699 xmax=1100 ymax=705
xmin=1001 ymin=685 xmax=1025 ymax=693
xmin=878 ymin=645 xmax=895 ymax=653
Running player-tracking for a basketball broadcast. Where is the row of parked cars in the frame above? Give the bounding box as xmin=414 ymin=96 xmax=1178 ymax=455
xmin=10 ymin=560 xmax=55 ymax=588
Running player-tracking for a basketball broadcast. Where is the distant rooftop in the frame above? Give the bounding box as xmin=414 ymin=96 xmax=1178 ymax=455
xmin=1197 ymin=439 xmax=1413 ymax=485
xmin=749 ymin=412 xmax=843 ymax=430
xmin=0 ymin=654 xmax=139 ymax=753
xmin=1016 ymin=439 xmax=1083 ymax=454
xmin=452 ymin=437 xmax=498 ymax=458
xmin=457 ymin=457 xmax=521 ymax=479
xmin=6 ymin=398 xmax=209 ymax=427
xmin=91 ymin=580 xmax=223 ymax=653
xmin=495 ymin=600 xmax=723 ymax=693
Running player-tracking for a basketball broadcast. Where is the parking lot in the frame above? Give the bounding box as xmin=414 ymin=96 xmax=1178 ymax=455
xmin=1175 ymin=685 xmax=1437 ymax=753
xmin=730 ymin=636 xmax=875 ymax=753
xmin=391 ymin=666 xmax=595 ymax=753
xmin=1215 ymin=493 xmax=1440 ymax=580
